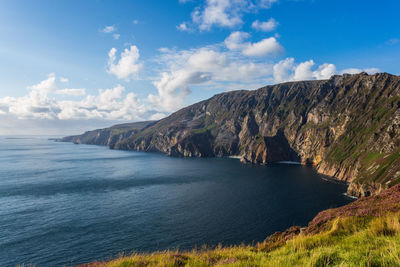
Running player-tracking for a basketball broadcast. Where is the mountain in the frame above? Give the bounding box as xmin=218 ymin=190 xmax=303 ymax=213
xmin=59 ymin=72 xmax=400 ymax=197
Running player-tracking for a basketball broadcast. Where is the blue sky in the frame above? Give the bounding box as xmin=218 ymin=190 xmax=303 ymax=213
xmin=0 ymin=0 xmax=399 ymax=135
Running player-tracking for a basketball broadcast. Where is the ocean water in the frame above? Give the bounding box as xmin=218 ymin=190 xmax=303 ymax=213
xmin=0 ymin=136 xmax=353 ymax=266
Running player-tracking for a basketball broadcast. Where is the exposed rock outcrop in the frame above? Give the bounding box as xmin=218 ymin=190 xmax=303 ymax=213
xmin=346 ymin=182 xmax=384 ymax=198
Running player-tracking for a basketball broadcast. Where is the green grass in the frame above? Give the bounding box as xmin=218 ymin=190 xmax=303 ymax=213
xmin=364 ymin=152 xmax=383 ymax=164
xmin=191 ymin=123 xmax=218 ymax=135
xmin=99 ymin=213 xmax=400 ymax=267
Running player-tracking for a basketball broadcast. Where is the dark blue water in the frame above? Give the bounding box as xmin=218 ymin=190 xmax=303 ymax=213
xmin=0 ymin=136 xmax=353 ymax=266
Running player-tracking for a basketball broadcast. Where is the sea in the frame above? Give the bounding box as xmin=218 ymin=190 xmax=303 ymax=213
xmin=0 ymin=136 xmax=353 ymax=266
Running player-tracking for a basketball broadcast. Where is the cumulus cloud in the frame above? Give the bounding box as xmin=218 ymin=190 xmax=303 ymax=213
xmin=242 ymin=37 xmax=283 ymax=57
xmin=225 ymin=31 xmax=283 ymax=57
xmin=190 ymin=0 xmax=279 ymax=31
xmin=272 ymin=57 xmax=294 ymax=83
xmin=273 ymin=58 xmax=337 ymax=83
xmin=113 ymin=33 xmax=120 ymax=40
xmin=107 ymin=46 xmax=142 ymax=81
xmin=56 ymin=85 xmax=146 ymax=121
xmin=251 ymin=18 xmax=278 ymax=32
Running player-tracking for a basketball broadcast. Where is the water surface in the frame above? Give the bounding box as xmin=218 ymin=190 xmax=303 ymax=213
xmin=0 ymin=137 xmax=353 ymax=266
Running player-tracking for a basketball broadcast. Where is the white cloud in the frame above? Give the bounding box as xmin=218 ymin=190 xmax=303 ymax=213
xmin=258 ymin=0 xmax=279 ymax=8
xmin=0 ymin=73 xmax=155 ymax=124
xmin=149 ymin=45 xmax=274 ymax=111
xmin=57 ymin=85 xmax=147 ymax=121
xmin=251 ymin=18 xmax=278 ymax=32
xmin=312 ymin=63 xmax=337 ymax=80
xmin=273 ymin=58 xmax=337 ymax=83
xmin=101 ymin=25 xmax=121 ymax=39
xmin=273 ymin=57 xmax=294 ymax=83
xmin=107 ymin=46 xmax=142 ymax=81
xmin=225 ymin=31 xmax=283 ymax=57
xmin=148 ymin=70 xmax=210 ymax=111
xmin=0 ymin=84 xmax=148 ymax=122
xmin=242 ymin=37 xmax=283 ymax=57
xmin=59 ymin=77 xmax=69 ymax=83
xmin=28 ymin=73 xmax=57 ymax=93
xmin=55 ymin=88 xmax=86 ymax=96
xmin=101 ymin=25 xmax=116 ymax=33
xmin=224 ymin=31 xmax=250 ymax=50
xmin=149 ymin=112 xmax=166 ymax=120
xmin=177 ymin=22 xmax=191 ymax=32
xmin=292 ymin=60 xmax=316 ymax=81
xmin=193 ymin=0 xmax=243 ymax=30
xmin=133 ymin=19 xmax=139 ymax=25
xmin=190 ymin=0 xmax=279 ymax=31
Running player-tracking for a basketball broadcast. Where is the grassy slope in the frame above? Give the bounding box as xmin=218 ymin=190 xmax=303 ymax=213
xmin=81 ymin=186 xmax=400 ymax=267
xmin=88 ymin=214 xmax=400 ymax=267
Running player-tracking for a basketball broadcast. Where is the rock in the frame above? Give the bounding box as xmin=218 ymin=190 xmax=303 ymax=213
xmin=346 ymin=182 xmax=384 ymax=198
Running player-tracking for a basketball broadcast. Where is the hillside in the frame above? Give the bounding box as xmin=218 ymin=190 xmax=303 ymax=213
xmin=60 ymin=121 xmax=156 ymax=146
xmin=60 ymin=72 xmax=400 ymax=197
xmin=80 ymin=184 xmax=400 ymax=267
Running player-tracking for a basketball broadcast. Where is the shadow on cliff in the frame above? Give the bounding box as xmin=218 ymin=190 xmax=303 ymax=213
xmin=264 ymin=130 xmax=301 ymax=163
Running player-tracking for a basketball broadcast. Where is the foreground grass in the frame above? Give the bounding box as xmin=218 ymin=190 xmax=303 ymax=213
xmin=94 ymin=213 xmax=400 ymax=267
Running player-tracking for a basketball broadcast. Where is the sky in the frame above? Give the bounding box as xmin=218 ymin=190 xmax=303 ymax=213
xmin=0 ymin=0 xmax=399 ymax=135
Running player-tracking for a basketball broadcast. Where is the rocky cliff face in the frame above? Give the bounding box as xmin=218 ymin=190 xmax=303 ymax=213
xmin=60 ymin=121 xmax=156 ymax=147
xmin=60 ymin=73 xmax=400 ymax=197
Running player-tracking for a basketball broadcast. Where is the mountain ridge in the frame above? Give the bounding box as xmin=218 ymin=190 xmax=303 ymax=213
xmin=59 ymin=72 xmax=400 ymax=197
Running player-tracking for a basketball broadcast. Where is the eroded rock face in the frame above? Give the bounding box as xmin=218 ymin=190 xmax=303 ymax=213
xmin=60 ymin=73 xmax=400 ymax=197
xmin=346 ymin=182 xmax=384 ymax=198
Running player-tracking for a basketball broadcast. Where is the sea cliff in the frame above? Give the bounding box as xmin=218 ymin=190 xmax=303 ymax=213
xmin=60 ymin=72 xmax=400 ymax=197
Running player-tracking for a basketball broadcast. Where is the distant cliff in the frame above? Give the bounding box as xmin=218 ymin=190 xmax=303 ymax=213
xmin=59 ymin=73 xmax=400 ymax=197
